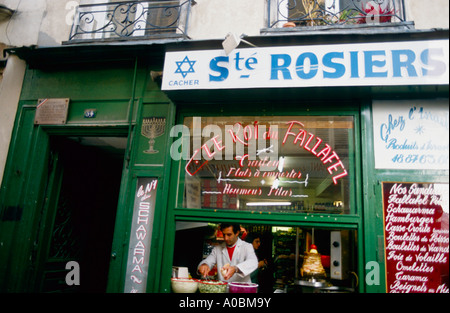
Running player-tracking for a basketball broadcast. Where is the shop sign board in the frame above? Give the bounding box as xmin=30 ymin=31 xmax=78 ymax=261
xmin=382 ymin=182 xmax=449 ymax=293
xmin=124 ymin=178 xmax=158 ymax=293
xmin=162 ymin=40 xmax=449 ymax=90
xmin=372 ymin=99 xmax=449 ymax=170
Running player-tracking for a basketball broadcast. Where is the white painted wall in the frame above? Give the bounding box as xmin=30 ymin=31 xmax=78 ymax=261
xmin=0 ymin=0 xmax=81 ymax=185
xmin=187 ymin=0 xmax=266 ymax=40
xmin=0 ymin=0 xmax=79 ymax=47
xmin=0 ymin=54 xmax=25 ymax=185
xmin=406 ymin=0 xmax=449 ymax=29
xmin=0 ymin=0 xmax=46 ymax=46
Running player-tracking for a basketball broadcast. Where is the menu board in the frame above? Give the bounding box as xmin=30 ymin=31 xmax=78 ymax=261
xmin=372 ymin=99 xmax=449 ymax=170
xmin=382 ymin=182 xmax=449 ymax=293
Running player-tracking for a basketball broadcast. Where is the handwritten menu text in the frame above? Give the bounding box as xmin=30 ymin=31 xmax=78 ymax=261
xmin=373 ymin=100 xmax=449 ymax=170
xmin=383 ymin=182 xmax=449 ymax=293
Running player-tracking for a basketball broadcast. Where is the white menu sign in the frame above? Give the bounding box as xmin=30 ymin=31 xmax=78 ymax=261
xmin=124 ymin=178 xmax=158 ymax=293
xmin=373 ymin=99 xmax=449 ymax=170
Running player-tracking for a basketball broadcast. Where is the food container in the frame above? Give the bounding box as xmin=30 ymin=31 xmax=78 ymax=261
xmin=171 ymin=278 xmax=199 ymax=293
xmin=198 ymin=280 xmax=227 ymax=293
xmin=172 ymin=266 xmax=189 ymax=278
xmin=228 ymin=282 xmax=258 ymax=293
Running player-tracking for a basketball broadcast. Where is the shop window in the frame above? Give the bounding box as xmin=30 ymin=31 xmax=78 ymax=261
xmin=172 ymin=222 xmax=358 ymax=293
xmin=176 ymin=115 xmax=356 ymax=214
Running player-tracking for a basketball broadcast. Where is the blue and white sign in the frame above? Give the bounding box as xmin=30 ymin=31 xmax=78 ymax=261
xmin=372 ymin=99 xmax=449 ymax=170
xmin=162 ymin=40 xmax=449 ymax=90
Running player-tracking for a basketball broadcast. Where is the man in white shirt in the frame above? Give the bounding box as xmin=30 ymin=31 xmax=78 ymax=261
xmin=198 ymin=223 xmax=258 ymax=282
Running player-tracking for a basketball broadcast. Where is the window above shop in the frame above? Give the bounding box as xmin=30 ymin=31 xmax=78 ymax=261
xmin=176 ymin=115 xmax=356 ymax=215
xmin=67 ymin=0 xmax=193 ymax=43
xmin=265 ymin=0 xmax=410 ymax=32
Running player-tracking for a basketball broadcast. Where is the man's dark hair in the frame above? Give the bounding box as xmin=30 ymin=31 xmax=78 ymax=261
xmin=220 ymin=223 xmax=241 ymax=234
xmin=245 ymin=232 xmax=261 ymax=244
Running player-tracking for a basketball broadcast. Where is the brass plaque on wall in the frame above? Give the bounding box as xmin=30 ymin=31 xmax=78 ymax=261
xmin=34 ymin=98 xmax=70 ymax=125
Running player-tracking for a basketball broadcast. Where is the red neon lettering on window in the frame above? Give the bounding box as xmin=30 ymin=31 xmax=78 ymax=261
xmin=317 ymin=144 xmax=332 ymax=160
xmin=294 ymin=129 xmax=307 ymax=146
xmin=332 ymin=170 xmax=348 ymax=184
xmin=327 ymin=160 xmax=345 ymax=174
xmin=185 ymin=148 xmax=208 ymax=176
xmin=282 ymin=121 xmax=305 ymax=145
xmin=322 ymin=151 xmax=340 ymax=164
xmin=237 ymin=154 xmax=249 ymax=167
xmin=303 ymin=132 xmax=315 ymax=151
xmin=243 ymin=125 xmax=253 ymax=141
xmin=210 ymin=135 xmax=226 ymax=151
xmin=228 ymin=123 xmax=249 ymax=146
xmin=311 ymin=136 xmax=323 ymax=155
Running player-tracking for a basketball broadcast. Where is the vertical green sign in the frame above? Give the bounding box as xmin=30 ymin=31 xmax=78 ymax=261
xmin=124 ymin=178 xmax=158 ymax=293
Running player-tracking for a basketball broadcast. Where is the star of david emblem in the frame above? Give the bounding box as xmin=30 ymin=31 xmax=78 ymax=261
xmin=174 ymin=56 xmax=196 ymax=78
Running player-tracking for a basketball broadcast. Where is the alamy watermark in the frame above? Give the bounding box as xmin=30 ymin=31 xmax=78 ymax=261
xmin=365 ymin=261 xmax=381 ymax=286
xmin=65 ymin=1 xmax=79 ymax=26
xmin=65 ymin=261 xmax=80 ymax=286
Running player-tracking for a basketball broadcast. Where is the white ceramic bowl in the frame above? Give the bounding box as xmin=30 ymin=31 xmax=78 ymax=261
xmin=171 ymin=278 xmax=199 ymax=293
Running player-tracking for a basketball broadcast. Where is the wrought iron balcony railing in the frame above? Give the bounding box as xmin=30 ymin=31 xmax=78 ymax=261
xmin=68 ymin=0 xmax=193 ymax=42
xmin=268 ymin=0 xmax=407 ymax=29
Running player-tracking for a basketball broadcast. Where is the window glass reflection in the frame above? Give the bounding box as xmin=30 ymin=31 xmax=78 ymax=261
xmin=179 ymin=116 xmax=355 ymax=214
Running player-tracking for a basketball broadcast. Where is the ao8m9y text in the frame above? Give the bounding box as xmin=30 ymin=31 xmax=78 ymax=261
xmin=222 ymin=297 xmax=271 ymax=308
xmin=179 ymin=297 xmax=271 ymax=310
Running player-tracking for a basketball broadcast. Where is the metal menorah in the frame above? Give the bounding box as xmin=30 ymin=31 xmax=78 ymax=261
xmin=141 ymin=117 xmax=166 ymax=154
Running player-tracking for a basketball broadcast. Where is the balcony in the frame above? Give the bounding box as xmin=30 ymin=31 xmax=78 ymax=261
xmin=265 ymin=0 xmax=411 ymax=32
xmin=67 ymin=0 xmax=193 ymax=43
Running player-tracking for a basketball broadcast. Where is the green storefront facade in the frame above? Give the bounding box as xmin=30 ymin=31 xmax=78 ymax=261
xmin=0 ymin=29 xmax=448 ymax=293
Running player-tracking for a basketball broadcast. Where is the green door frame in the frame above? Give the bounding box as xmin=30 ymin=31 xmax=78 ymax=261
xmin=0 ymin=102 xmax=132 ymax=292
xmin=0 ymin=55 xmax=176 ymax=292
xmin=0 ymin=105 xmax=53 ymax=292
xmin=38 ymin=125 xmax=132 ymax=293
xmin=35 ymin=126 xmax=132 ymax=292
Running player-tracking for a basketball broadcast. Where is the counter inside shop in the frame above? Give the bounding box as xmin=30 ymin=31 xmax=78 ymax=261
xmin=172 ymin=223 xmax=358 ymax=293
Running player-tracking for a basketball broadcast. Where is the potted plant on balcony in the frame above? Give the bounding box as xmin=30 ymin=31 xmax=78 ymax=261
xmin=337 ymin=9 xmax=359 ymax=25
xmin=303 ymin=0 xmax=323 ymax=26
xmin=283 ymin=22 xmax=297 ymax=27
